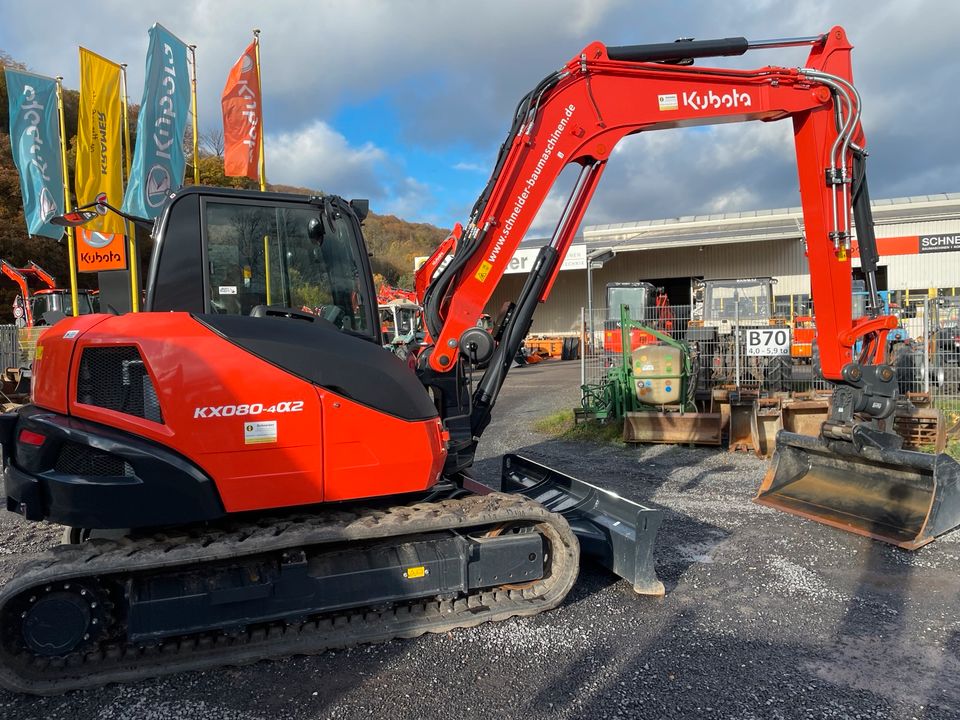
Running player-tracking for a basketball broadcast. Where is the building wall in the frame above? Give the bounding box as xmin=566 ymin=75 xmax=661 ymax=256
xmin=486 ymin=238 xmax=810 ymax=334
xmin=484 ymin=202 xmax=960 ymax=335
xmin=872 ymin=218 xmax=960 ymax=290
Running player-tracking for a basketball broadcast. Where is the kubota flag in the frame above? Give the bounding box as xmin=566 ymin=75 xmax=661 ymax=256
xmin=4 ymin=69 xmax=65 ymax=240
xmin=222 ymin=41 xmax=261 ymax=180
xmin=76 ymin=48 xmax=124 ymax=235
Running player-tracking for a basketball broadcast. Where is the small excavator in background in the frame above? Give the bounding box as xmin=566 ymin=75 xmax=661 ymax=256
xmin=0 ymin=260 xmax=96 ymax=329
xmin=1 ymin=26 xmax=958 ymax=695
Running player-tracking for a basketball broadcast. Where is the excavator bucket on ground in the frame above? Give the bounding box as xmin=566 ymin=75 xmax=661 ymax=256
xmin=781 ymin=399 xmax=830 ymax=437
xmin=623 ymin=411 xmax=722 ymax=445
xmin=756 ymin=431 xmax=960 ymax=549
xmin=501 ymin=454 xmax=665 ymax=595
xmin=728 ymin=396 xmax=756 ymax=452
xmin=750 ymin=398 xmax=783 ymax=458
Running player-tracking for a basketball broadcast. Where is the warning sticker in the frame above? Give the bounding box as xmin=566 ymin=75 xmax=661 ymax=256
xmin=244 ymin=420 xmax=277 ymax=445
xmin=474 ymin=261 xmax=493 ymax=283
xmin=657 ymin=93 xmax=678 ymax=111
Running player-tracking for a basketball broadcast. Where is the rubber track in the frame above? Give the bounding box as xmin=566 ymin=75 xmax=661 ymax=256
xmin=0 ymin=492 xmax=579 ymax=695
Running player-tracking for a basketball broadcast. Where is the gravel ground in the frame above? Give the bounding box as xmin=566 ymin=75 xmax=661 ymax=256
xmin=1 ymin=360 xmax=959 ymax=719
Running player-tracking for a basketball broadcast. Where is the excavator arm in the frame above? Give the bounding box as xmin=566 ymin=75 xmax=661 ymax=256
xmin=425 ymin=27 xmax=887 ymax=432
xmin=423 ymin=27 xmax=960 ymax=549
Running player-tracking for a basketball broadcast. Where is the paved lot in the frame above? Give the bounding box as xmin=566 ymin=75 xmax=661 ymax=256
xmin=1 ymin=360 xmax=959 ymax=719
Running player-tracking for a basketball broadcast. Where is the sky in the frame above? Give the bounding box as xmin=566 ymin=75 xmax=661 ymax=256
xmin=2 ymin=0 xmax=958 ymax=235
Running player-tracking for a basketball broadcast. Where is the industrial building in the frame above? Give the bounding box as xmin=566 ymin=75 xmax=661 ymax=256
xmin=486 ymin=192 xmax=960 ymax=334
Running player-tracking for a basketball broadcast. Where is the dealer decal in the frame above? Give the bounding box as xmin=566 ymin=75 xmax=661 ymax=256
xmin=244 ymin=420 xmax=277 ymax=445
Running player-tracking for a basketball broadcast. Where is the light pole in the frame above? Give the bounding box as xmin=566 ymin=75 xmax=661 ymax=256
xmin=586 ymin=248 xmax=616 ymax=348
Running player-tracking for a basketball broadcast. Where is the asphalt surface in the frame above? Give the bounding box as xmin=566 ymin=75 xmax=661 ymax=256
xmin=1 ymin=360 xmax=959 ymax=719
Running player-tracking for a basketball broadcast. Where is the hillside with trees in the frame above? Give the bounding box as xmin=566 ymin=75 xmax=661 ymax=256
xmin=0 ymin=51 xmax=447 ymax=322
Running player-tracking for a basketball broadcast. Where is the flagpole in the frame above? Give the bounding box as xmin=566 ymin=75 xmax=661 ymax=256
xmin=119 ymin=64 xmax=140 ymax=312
xmin=253 ymin=28 xmax=266 ymax=192
xmin=55 ymin=77 xmax=80 ymax=318
xmin=189 ymin=44 xmax=200 ymax=185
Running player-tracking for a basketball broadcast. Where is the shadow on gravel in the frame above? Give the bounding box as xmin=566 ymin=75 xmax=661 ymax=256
xmin=524 ymin=606 xmax=917 ymax=719
xmin=680 ymin=464 xmax=738 ymax=493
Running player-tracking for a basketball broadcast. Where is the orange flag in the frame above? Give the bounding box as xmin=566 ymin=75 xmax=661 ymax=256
xmin=221 ymin=41 xmax=261 ymax=180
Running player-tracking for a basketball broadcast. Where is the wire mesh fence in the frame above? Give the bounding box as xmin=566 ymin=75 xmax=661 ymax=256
xmin=0 ymin=326 xmax=19 ymax=370
xmin=579 ymin=304 xmax=828 ymax=400
xmin=578 ymin=302 xmax=960 ymax=413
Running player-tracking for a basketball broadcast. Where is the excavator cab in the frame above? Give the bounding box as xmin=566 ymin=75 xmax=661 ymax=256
xmin=146 ymin=186 xmax=379 ymax=339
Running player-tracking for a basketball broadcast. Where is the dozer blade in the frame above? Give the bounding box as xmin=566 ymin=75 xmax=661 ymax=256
xmin=756 ymin=431 xmax=960 ymax=549
xmin=623 ymin=411 xmax=722 ymax=445
xmin=501 ymin=454 xmax=665 ymax=596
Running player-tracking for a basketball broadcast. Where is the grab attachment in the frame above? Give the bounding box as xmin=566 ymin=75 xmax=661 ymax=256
xmin=501 ymin=454 xmax=664 ymax=595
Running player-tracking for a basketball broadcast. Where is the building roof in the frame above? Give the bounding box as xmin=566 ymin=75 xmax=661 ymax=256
xmin=520 ymin=192 xmax=960 ymax=254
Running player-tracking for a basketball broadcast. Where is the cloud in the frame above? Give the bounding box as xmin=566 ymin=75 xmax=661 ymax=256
xmin=453 ymin=162 xmax=487 ymax=173
xmin=265 ymin=120 xmax=387 ymax=199
xmin=4 ymin=0 xmax=959 ymax=228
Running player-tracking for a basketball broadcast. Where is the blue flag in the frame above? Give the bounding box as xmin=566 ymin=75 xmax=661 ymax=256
xmin=122 ymin=24 xmax=191 ymax=218
xmin=4 ymin=69 xmax=65 ymax=240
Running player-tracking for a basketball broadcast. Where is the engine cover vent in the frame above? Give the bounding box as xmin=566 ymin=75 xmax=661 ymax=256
xmin=77 ymin=346 xmax=163 ymax=424
xmin=54 ymin=441 xmax=134 ymax=477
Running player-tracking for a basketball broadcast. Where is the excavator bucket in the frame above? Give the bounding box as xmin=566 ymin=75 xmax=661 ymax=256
xmin=501 ymin=454 xmax=665 ymax=595
xmin=756 ymin=431 xmax=960 ymax=549
xmin=728 ymin=397 xmax=755 ymax=452
xmin=781 ymin=399 xmax=829 ymax=438
xmin=623 ymin=411 xmax=722 ymax=445
xmin=750 ymin=398 xmax=783 ymax=458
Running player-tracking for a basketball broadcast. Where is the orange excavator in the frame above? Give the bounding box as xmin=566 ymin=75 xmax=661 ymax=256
xmin=0 ymin=260 xmax=95 ymax=328
xmin=1 ymin=27 xmax=957 ymax=695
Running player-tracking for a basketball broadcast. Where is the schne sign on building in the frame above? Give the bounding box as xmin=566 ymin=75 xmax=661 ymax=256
xmin=504 ymin=243 xmax=587 ymax=274
xmin=919 ymin=234 xmax=960 ymax=253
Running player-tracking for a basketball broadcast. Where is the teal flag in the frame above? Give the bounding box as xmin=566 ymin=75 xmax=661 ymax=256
xmin=122 ymin=24 xmax=191 ymax=218
xmin=4 ymin=69 xmax=64 ymax=240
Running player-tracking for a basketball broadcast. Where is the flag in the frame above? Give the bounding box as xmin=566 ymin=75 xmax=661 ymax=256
xmin=4 ymin=69 xmax=65 ymax=240
xmin=76 ymin=48 xmax=124 ymax=235
xmin=222 ymin=40 xmax=261 ymax=180
xmin=121 ymin=24 xmax=191 ymax=218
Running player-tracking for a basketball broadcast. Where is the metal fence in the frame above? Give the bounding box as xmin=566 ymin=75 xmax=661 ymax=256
xmin=892 ymin=297 xmax=960 ymax=411
xmin=0 ymin=325 xmax=18 ymax=370
xmin=578 ymin=303 xmax=960 ymax=412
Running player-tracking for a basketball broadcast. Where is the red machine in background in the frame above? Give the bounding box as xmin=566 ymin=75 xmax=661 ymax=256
xmin=1 ymin=27 xmax=957 ymax=695
xmin=0 ymin=260 xmax=96 ymax=328
xmin=602 ymin=282 xmax=673 ymax=354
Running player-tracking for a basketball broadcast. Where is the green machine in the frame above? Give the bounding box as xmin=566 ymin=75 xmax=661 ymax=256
xmin=581 ymin=304 xmax=721 ymax=444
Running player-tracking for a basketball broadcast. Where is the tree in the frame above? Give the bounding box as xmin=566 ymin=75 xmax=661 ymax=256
xmin=200 ymin=128 xmax=225 ymax=158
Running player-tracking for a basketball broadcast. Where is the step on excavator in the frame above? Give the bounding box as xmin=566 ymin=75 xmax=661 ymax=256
xmin=1 ymin=26 xmax=958 ymax=695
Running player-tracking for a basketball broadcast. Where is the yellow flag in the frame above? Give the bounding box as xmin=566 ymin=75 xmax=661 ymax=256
xmin=76 ymin=48 xmax=124 ymax=235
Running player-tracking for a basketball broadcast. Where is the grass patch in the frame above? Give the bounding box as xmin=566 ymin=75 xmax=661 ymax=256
xmin=945 ymin=439 xmax=960 ymax=461
xmin=533 ymin=409 xmax=624 ymax=444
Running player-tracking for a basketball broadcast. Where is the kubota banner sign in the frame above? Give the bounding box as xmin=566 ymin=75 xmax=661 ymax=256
xmin=122 ymin=24 xmax=191 ymax=219
xmin=222 ymin=41 xmax=261 ymax=180
xmin=76 ymin=48 xmax=124 ymax=235
xmin=76 ymin=228 xmax=127 ymax=271
xmin=4 ymin=69 xmax=65 ymax=240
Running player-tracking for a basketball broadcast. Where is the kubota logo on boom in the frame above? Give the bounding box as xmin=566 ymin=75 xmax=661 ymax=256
xmin=680 ymin=89 xmax=752 ymax=111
